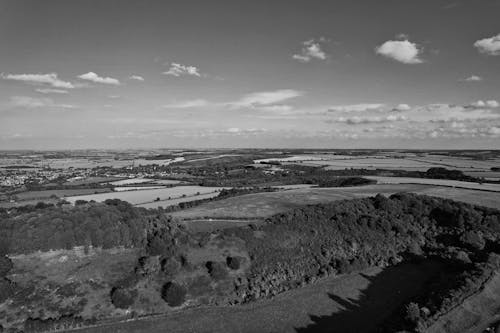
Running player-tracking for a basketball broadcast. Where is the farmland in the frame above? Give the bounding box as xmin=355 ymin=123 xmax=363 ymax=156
xmin=1 ymin=148 xmax=500 ymax=333
xmin=172 ymin=183 xmax=500 ymax=223
xmin=65 ymin=186 xmax=225 ymax=206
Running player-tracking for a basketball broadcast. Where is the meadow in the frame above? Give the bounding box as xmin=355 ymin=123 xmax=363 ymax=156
xmin=172 ymin=184 xmax=500 ymax=223
xmin=65 ymin=186 xmax=225 ymax=205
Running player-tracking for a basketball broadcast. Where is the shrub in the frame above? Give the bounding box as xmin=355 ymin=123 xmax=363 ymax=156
xmin=405 ymin=302 xmax=421 ymax=323
xmin=460 ymin=231 xmax=485 ymax=250
xmin=0 ymin=278 xmax=15 ymax=303
xmin=0 ymin=256 xmax=13 ymax=277
xmin=206 ymin=261 xmax=228 ymax=280
xmin=161 ymin=282 xmax=186 ymax=307
xmin=110 ymin=287 xmax=137 ymax=309
xmin=226 ymin=256 xmax=241 ymax=270
xmin=161 ymin=257 xmax=181 ymax=277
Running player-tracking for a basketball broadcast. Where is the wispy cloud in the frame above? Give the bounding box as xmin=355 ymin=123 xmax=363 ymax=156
xmin=35 ymin=88 xmax=68 ymax=94
xmin=330 ymin=114 xmax=407 ymax=125
xmin=470 ymin=100 xmax=499 ymax=108
xmin=462 ymin=75 xmax=482 ymax=82
xmin=129 ymin=75 xmax=145 ymax=81
xmin=292 ymin=38 xmax=328 ymax=63
xmin=474 ymin=33 xmax=500 ymax=55
xmin=78 ymin=72 xmax=120 ymax=85
xmin=1 ymin=73 xmax=75 ymax=89
xmin=163 ymin=99 xmax=209 ymax=108
xmin=394 ymin=104 xmax=411 ymax=111
xmin=328 ymin=103 xmax=385 ymax=113
xmin=9 ymin=96 xmax=75 ymax=109
xmin=163 ymin=63 xmax=201 ymax=77
xmin=375 ymin=39 xmax=423 ymax=64
xmin=229 ymin=89 xmax=303 ymax=108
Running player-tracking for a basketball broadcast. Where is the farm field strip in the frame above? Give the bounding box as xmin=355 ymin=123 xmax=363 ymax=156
xmin=113 ymin=186 xmax=166 ymax=192
xmin=365 ymin=176 xmax=500 ymax=192
xmin=172 ymin=184 xmax=500 ymax=221
xmin=135 ymin=192 xmax=221 ymax=209
xmin=64 ymin=186 xmax=225 ymax=205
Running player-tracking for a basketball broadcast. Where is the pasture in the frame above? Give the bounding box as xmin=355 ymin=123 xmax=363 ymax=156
xmin=65 ymin=186 xmax=224 ymax=205
xmin=255 ymin=153 xmax=500 ymax=172
xmin=172 ymin=184 xmax=500 ymax=222
xmin=365 ymin=176 xmax=500 ymax=192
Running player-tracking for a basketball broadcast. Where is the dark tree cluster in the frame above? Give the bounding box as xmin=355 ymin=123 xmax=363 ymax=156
xmin=222 ymin=193 xmax=500 ymax=311
xmin=0 ymin=200 xmax=154 ymax=255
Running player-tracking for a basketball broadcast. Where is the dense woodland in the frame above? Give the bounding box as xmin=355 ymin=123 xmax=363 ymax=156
xmin=1 ymin=193 xmax=500 ymax=332
xmin=0 ymin=200 xmax=155 ymax=255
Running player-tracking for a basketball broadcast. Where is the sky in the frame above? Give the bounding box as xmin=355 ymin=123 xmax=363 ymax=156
xmin=0 ymin=0 xmax=499 ymax=149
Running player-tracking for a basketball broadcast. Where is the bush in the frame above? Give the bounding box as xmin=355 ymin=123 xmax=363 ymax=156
xmin=161 ymin=282 xmax=186 ymax=307
xmin=226 ymin=256 xmax=241 ymax=270
xmin=0 ymin=256 xmax=13 ymax=277
xmin=110 ymin=287 xmax=137 ymax=309
xmin=405 ymin=302 xmax=421 ymax=323
xmin=206 ymin=261 xmax=228 ymax=280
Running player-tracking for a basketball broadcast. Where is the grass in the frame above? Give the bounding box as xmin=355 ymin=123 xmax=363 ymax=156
xmin=14 ymin=188 xmax=112 ymax=200
xmin=171 ymin=184 xmax=500 ymax=226
xmin=68 ymin=261 xmax=444 ymax=333
xmin=1 ymin=247 xmax=141 ymax=330
xmin=65 ymin=186 xmax=225 ymax=205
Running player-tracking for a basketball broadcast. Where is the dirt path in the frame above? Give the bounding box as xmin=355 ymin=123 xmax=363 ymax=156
xmin=69 ymin=261 xmax=443 ymax=333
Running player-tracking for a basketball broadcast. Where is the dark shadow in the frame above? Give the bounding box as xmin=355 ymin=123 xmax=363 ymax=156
xmin=295 ymin=260 xmax=445 ymax=333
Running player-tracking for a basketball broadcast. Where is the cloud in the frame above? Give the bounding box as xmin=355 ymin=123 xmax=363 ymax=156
xmin=470 ymin=100 xmax=499 ymax=108
xmin=328 ymin=103 xmax=385 ymax=113
xmin=463 ymin=75 xmax=482 ymax=82
xmin=394 ymin=104 xmax=411 ymax=111
xmin=35 ymin=88 xmax=68 ymax=94
xmin=474 ymin=33 xmax=500 ymax=55
xmin=375 ymin=40 xmax=423 ymax=64
xmin=292 ymin=38 xmax=328 ymax=63
xmin=78 ymin=72 xmax=120 ymax=85
xmin=229 ymin=89 xmax=303 ymax=108
xmin=129 ymin=75 xmax=145 ymax=81
xmin=1 ymin=73 xmax=75 ymax=89
xmin=163 ymin=63 xmax=201 ymax=77
xmin=331 ymin=114 xmax=407 ymax=125
xmin=163 ymin=99 xmax=209 ymax=108
xmin=9 ymin=96 xmax=75 ymax=109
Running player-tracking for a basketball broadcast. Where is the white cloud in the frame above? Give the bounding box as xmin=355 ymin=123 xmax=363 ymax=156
xmin=78 ymin=72 xmax=120 ymax=85
xmin=463 ymin=75 xmax=482 ymax=82
xmin=486 ymin=100 xmax=499 ymax=108
xmin=163 ymin=63 xmax=201 ymax=77
xmin=474 ymin=33 xmax=500 ymax=55
xmin=9 ymin=96 xmax=75 ymax=109
xmin=332 ymin=114 xmax=407 ymax=125
xmin=394 ymin=104 xmax=411 ymax=111
xmin=1 ymin=73 xmax=74 ymax=89
xmin=375 ymin=40 xmax=423 ymax=64
xmin=229 ymin=89 xmax=303 ymax=108
xmin=129 ymin=75 xmax=145 ymax=81
xmin=292 ymin=38 xmax=327 ymax=63
xmin=470 ymin=100 xmax=499 ymax=108
xmin=35 ymin=88 xmax=68 ymax=94
xmin=163 ymin=99 xmax=209 ymax=108
xmin=328 ymin=103 xmax=385 ymax=113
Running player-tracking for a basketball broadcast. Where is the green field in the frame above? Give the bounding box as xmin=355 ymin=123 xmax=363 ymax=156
xmin=172 ymin=184 xmax=500 ymax=224
xmin=72 ymin=260 xmax=443 ymax=333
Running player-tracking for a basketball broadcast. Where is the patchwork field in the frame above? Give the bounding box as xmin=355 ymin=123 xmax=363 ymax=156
xmin=255 ymin=153 xmax=500 ymax=172
xmin=365 ymin=176 xmax=500 ymax=192
xmin=65 ymin=186 xmax=225 ymax=206
xmin=172 ymin=184 xmax=500 ymax=223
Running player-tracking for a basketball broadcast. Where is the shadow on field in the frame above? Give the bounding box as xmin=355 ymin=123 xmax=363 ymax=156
xmin=295 ymin=260 xmax=443 ymax=333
